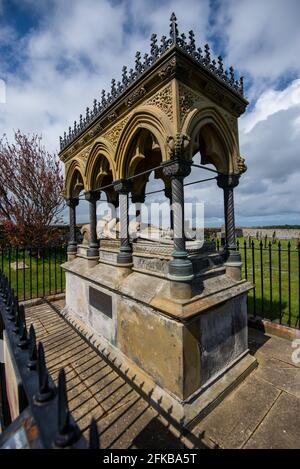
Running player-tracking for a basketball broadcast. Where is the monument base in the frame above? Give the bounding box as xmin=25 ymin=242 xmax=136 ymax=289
xmin=62 ymin=242 xmax=256 ymax=428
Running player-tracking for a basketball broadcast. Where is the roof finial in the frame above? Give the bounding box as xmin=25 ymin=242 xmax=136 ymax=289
xmin=170 ymin=12 xmax=178 ymax=44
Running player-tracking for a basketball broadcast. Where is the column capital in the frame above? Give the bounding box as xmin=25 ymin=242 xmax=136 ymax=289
xmin=65 ymin=197 xmax=79 ymax=208
xmin=161 ymin=159 xmax=191 ymax=179
xmin=114 ymin=179 xmax=132 ymax=194
xmin=217 ymin=174 xmax=240 ymax=189
xmin=84 ymin=190 xmax=101 ymax=202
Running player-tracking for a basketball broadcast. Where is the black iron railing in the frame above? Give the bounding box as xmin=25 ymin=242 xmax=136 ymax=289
xmin=216 ymin=238 xmax=300 ymax=329
xmin=0 ymin=245 xmax=67 ymax=301
xmin=0 ymin=271 xmax=99 ymax=448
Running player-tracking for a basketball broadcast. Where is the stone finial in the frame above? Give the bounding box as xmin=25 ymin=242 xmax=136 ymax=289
xmin=101 ymin=89 xmax=107 ymax=107
xmin=170 ymin=12 xmax=178 ymax=44
xmin=188 ymin=30 xmax=195 ymax=52
xmin=122 ymin=65 xmax=129 ymax=85
xmin=204 ymin=43 xmax=211 ymax=65
xmin=237 ymin=155 xmax=247 ymax=174
xmin=229 ymin=66 xmax=235 ymax=84
xmin=218 ymin=56 xmax=224 ymax=74
xmin=135 ymin=51 xmax=142 ymax=74
xmin=111 ymin=79 xmax=117 ymax=98
xmin=150 ymin=33 xmax=159 ymax=58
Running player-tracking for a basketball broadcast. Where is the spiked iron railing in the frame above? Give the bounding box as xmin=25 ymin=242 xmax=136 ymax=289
xmin=0 ymin=271 xmax=100 ymax=449
xmin=59 ymin=12 xmax=245 ymax=151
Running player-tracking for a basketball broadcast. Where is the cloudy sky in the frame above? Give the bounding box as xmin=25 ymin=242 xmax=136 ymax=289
xmin=0 ymin=0 xmax=299 ymax=228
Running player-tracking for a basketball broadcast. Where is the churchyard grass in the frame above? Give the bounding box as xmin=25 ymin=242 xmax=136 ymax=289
xmin=0 ymin=246 xmax=67 ymax=301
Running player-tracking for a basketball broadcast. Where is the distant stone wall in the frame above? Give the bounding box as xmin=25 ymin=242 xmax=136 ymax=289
xmin=242 ymin=228 xmax=300 ymax=239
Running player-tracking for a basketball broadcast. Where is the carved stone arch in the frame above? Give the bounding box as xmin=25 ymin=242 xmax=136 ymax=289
xmin=85 ymin=139 xmax=117 ymax=191
xmin=65 ymin=159 xmax=86 ymax=198
xmin=182 ymin=107 xmax=239 ymax=174
xmin=115 ymin=106 xmax=172 ymax=180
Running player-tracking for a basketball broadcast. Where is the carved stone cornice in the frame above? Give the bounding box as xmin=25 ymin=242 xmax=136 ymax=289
xmin=146 ymin=84 xmax=173 ymax=121
xmin=126 ymin=86 xmax=146 ymax=107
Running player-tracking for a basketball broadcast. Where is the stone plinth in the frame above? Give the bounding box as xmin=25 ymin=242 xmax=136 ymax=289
xmin=62 ymin=245 xmax=256 ymax=428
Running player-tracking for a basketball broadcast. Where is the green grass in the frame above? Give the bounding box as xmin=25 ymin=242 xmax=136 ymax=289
xmin=236 ymin=238 xmax=300 ymax=328
xmin=0 ymin=246 xmax=67 ymax=301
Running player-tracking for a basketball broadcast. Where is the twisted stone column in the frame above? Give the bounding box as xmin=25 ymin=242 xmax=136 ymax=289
xmin=66 ymin=198 xmax=79 ymax=254
xmin=114 ymin=180 xmax=133 ymax=265
xmin=85 ymin=191 xmax=100 ymax=257
xmin=217 ymin=174 xmax=241 ymax=264
xmin=162 ymin=159 xmax=193 ymax=282
xmin=164 ymin=186 xmax=174 ymax=230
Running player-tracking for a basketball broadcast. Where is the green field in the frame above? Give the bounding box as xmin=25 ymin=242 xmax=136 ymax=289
xmin=236 ymin=238 xmax=299 ymax=328
xmin=1 ymin=238 xmax=299 ymax=329
xmin=0 ymin=246 xmax=67 ymax=301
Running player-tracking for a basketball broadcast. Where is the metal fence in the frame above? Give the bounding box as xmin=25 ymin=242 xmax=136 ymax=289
xmin=0 ymin=245 xmax=67 ymax=301
xmin=217 ymin=238 xmax=300 ymax=329
xmin=0 ymin=271 xmax=99 ymax=448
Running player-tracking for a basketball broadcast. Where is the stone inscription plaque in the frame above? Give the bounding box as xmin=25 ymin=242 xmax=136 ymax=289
xmin=89 ymin=286 xmax=112 ymax=318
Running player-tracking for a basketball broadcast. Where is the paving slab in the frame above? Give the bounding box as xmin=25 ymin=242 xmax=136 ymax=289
xmin=192 ymin=374 xmax=281 ymax=448
xmin=244 ymin=391 xmax=300 ymax=449
xmin=254 ymin=355 xmax=300 ymax=399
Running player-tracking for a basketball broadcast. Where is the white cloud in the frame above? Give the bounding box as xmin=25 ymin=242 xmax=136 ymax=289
xmin=0 ymin=0 xmax=299 ymax=227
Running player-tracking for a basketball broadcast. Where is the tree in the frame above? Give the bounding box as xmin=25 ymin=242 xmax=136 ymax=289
xmin=0 ymin=130 xmax=64 ymax=247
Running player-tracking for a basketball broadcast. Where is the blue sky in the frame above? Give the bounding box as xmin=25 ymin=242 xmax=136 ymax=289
xmin=0 ymin=0 xmax=299 ymax=227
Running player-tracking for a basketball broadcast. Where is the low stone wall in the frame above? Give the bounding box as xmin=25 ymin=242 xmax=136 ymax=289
xmin=242 ymin=228 xmax=300 ymax=239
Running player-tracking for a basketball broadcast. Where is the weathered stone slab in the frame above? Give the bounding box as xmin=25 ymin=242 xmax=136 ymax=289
xmin=244 ymin=392 xmax=300 ymax=449
xmin=192 ymin=374 xmax=280 ymax=448
xmin=254 ymin=355 xmax=300 ymax=398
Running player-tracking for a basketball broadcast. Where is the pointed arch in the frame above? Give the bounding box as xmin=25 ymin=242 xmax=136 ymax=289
xmin=85 ymin=139 xmax=117 ymax=191
xmin=182 ymin=107 xmax=239 ymax=174
xmin=65 ymin=159 xmax=85 ymax=198
xmin=115 ymin=106 xmax=172 ymax=179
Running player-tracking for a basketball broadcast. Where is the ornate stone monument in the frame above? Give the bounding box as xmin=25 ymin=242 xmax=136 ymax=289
xmin=59 ymin=14 xmax=255 ymax=427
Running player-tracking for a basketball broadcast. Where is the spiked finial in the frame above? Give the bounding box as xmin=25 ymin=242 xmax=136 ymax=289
xmin=111 ymin=79 xmax=117 ymax=97
xmin=122 ymin=65 xmax=128 ymax=85
xmin=27 ymin=324 xmax=37 ymax=370
xmin=229 ymin=66 xmax=235 ymax=83
xmin=86 ymin=107 xmax=90 ymax=121
xmin=13 ymin=303 xmax=21 ymax=334
xmin=150 ymin=33 xmax=158 ymax=58
xmin=160 ymin=35 xmax=167 ymax=53
xmin=79 ymin=114 xmax=83 ymax=128
xmin=18 ymin=304 xmax=29 ymax=349
xmin=54 ymin=368 xmax=80 ymax=448
xmin=34 ymin=342 xmax=55 ymax=403
xmin=188 ymin=30 xmax=196 ymax=52
xmin=204 ymin=43 xmax=211 ymax=65
xmin=68 ymin=126 xmax=72 ymax=138
xmin=135 ymin=51 xmax=142 ymax=74
xmin=240 ymin=76 xmax=244 ymax=95
xmin=170 ymin=12 xmax=178 ymax=44
xmin=218 ymin=56 xmax=224 ymax=74
xmin=101 ymin=89 xmax=107 ymax=107
xmin=93 ymin=99 xmax=97 ymax=115
xmin=89 ymin=418 xmax=100 ymax=449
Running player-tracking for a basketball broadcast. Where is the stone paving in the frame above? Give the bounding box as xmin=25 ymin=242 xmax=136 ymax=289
xmin=25 ymin=299 xmax=300 ymax=449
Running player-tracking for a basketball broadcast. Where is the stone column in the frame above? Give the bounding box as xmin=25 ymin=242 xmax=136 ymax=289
xmin=85 ymin=191 xmax=100 ymax=258
xmin=114 ymin=180 xmax=133 ymax=265
xmin=217 ymin=174 xmax=242 ymax=280
xmin=66 ymin=197 xmax=79 ymax=260
xmin=164 ymin=186 xmax=174 ymax=231
xmin=162 ymin=160 xmax=193 ymax=297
